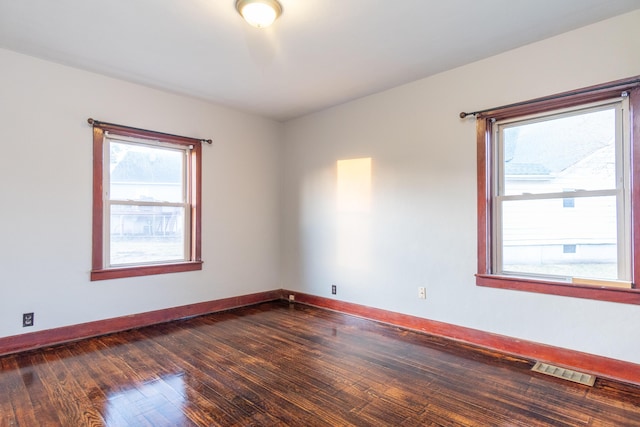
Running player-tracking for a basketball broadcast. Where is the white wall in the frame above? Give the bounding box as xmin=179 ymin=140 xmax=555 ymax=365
xmin=281 ymin=10 xmax=640 ymax=364
xmin=2 ymin=9 xmax=640 ymax=365
xmin=0 ymin=48 xmax=282 ymax=338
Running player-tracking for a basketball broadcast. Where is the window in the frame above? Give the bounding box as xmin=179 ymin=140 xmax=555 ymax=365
xmin=91 ymin=121 xmax=203 ymax=280
xmin=476 ymin=77 xmax=640 ymax=304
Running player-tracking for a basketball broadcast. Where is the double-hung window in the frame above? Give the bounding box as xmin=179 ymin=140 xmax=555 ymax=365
xmin=476 ymin=77 xmax=640 ymax=304
xmin=91 ymin=121 xmax=203 ymax=280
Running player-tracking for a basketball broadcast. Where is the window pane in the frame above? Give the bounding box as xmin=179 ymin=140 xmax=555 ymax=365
xmin=502 ymin=108 xmax=615 ymax=195
xmin=110 ymin=205 xmax=186 ymax=265
xmin=110 ymin=141 xmax=184 ymax=202
xmin=501 ymin=196 xmax=618 ymax=280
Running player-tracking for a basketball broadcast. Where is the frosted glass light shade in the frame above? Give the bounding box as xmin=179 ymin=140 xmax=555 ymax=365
xmin=236 ymin=0 xmax=282 ymax=28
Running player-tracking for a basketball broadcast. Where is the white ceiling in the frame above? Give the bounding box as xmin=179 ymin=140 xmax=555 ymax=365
xmin=1 ymin=0 xmax=639 ymax=121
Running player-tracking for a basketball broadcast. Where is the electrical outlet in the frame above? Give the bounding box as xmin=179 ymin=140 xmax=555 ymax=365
xmin=418 ymin=287 xmax=426 ymax=299
xmin=23 ymin=312 xmax=34 ymax=327
xmin=288 ymin=294 xmax=295 ymax=302
xmin=331 ymin=284 xmax=337 ymax=295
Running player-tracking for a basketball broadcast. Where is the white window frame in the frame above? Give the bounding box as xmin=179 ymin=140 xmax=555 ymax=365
xmin=103 ymin=133 xmax=193 ymax=268
xmin=491 ymin=98 xmax=631 ymax=286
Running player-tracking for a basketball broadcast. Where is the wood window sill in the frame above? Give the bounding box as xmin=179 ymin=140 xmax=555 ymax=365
xmin=476 ymin=274 xmax=640 ymax=305
xmin=91 ymin=261 xmax=203 ymax=281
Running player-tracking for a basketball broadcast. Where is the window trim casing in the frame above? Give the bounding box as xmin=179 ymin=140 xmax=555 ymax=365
xmin=91 ymin=122 xmax=203 ymax=281
xmin=476 ymin=77 xmax=640 ymax=305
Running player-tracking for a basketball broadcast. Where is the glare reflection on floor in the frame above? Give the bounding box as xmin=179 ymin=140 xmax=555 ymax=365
xmin=104 ymin=373 xmax=186 ymax=425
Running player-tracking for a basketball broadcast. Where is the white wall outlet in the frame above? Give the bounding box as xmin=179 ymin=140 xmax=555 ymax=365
xmin=289 ymin=294 xmax=295 ymax=302
xmin=418 ymin=287 xmax=426 ymax=299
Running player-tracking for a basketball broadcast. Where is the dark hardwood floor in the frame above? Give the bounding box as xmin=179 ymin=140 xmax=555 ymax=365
xmin=1 ymin=301 xmax=639 ymax=426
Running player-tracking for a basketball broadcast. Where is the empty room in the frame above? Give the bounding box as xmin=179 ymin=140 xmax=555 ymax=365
xmin=1 ymin=0 xmax=640 ymax=425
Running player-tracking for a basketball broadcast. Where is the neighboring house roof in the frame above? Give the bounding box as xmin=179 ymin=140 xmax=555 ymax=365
xmin=111 ymin=151 xmax=182 ymax=183
xmin=504 ymin=108 xmax=613 ymax=177
xmin=557 ymin=142 xmax=615 ymax=183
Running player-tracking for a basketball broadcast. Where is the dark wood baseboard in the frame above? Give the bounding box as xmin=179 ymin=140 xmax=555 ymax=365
xmin=4 ymin=288 xmax=638 ymax=387
xmin=0 ymin=290 xmax=283 ymax=357
xmin=284 ymin=290 xmax=640 ymax=387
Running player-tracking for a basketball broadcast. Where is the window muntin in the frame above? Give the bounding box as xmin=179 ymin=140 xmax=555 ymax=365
xmin=492 ymin=100 xmax=630 ymax=286
xmin=91 ymin=122 xmax=203 ymax=281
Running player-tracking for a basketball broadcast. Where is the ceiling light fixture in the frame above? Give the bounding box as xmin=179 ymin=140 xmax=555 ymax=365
xmin=236 ymin=0 xmax=282 ymax=28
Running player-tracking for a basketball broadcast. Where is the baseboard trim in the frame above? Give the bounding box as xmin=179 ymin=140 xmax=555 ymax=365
xmin=284 ymin=290 xmax=640 ymax=387
xmin=4 ymin=288 xmax=638 ymax=387
xmin=0 ymin=289 xmax=283 ymax=357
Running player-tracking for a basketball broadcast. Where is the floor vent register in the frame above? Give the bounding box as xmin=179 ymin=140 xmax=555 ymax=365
xmin=531 ymin=362 xmax=596 ymax=386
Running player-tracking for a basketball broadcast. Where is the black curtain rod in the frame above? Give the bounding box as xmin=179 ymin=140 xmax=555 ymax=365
xmin=459 ymin=78 xmax=640 ymax=119
xmin=87 ymin=118 xmax=213 ymax=144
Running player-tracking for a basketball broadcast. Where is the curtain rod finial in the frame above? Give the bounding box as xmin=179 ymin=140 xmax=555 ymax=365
xmin=460 ymin=112 xmax=474 ymax=119
xmin=87 ymin=118 xmax=95 ymax=125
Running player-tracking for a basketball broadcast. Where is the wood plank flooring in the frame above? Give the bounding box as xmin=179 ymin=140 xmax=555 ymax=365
xmin=1 ymin=301 xmax=639 ymax=426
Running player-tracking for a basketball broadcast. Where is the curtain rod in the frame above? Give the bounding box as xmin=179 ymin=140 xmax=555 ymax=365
xmin=459 ymin=77 xmax=640 ymax=119
xmin=87 ymin=118 xmax=213 ymax=144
